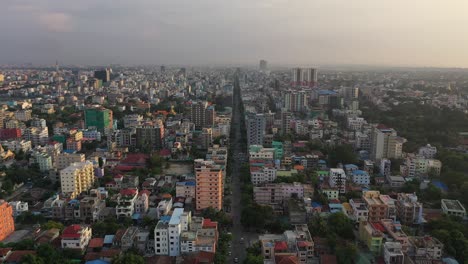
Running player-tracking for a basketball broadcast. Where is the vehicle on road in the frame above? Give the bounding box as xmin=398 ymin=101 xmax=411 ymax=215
xmin=234 ymin=258 xmax=239 ymax=263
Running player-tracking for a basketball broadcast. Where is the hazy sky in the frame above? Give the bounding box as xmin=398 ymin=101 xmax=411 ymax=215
xmin=1 ymin=0 xmax=468 ymax=67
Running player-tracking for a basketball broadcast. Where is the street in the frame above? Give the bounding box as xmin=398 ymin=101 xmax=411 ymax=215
xmin=228 ymin=77 xmax=258 ymax=263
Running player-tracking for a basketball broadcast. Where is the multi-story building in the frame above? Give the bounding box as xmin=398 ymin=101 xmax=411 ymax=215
xmin=284 ymin=90 xmax=308 ymax=112
xmin=396 ymin=193 xmax=423 ymax=225
xmin=79 ymin=190 xmax=106 ymax=222
xmin=60 ymin=161 xmax=95 ymax=199
xmin=381 ymin=219 xmax=409 ymax=251
xmin=0 ymin=128 xmax=22 ymax=140
xmin=61 ymin=225 xmax=92 ymax=250
xmin=380 ymin=195 xmax=397 ymax=221
xmin=401 ymin=155 xmax=442 ymax=178
xmin=383 ymin=242 xmax=404 ymax=264
xmin=247 ymin=113 xmax=266 ymax=146
xmin=66 ymin=138 xmax=82 ymax=152
xmin=349 ymin=199 xmax=369 ymax=222
xmin=292 ymin=68 xmax=318 ymax=87
xmin=14 ymin=110 xmax=32 ymax=121
xmin=116 ymin=189 xmax=138 ymax=218
xmin=169 ymin=208 xmax=188 ymax=256
xmin=23 ymin=126 xmax=49 ymax=146
xmin=195 ymin=163 xmax=223 ymax=211
xmin=200 ymin=127 xmax=212 ymax=149
xmin=363 ymin=191 xmax=388 ymax=223
xmin=175 ymin=181 xmax=196 ymax=199
xmin=123 ymin=114 xmax=143 ymax=128
xmin=380 ymin=159 xmax=391 ymax=178
xmin=347 ymin=117 xmax=367 ymax=131
xmin=84 ymin=107 xmax=113 ymax=132
xmin=251 ymin=167 xmax=277 ymax=185
xmin=190 ymin=101 xmax=214 ymax=129
xmin=154 ymin=216 xmax=170 ymax=255
xmin=352 ymin=170 xmax=370 ymax=185
xmin=359 ymin=221 xmax=384 ymax=254
xmin=254 ymin=183 xmax=304 ymax=212
xmin=136 ymin=123 xmax=165 ymax=151
xmin=281 ymin=111 xmax=292 ymax=135
xmin=407 ymin=236 xmax=443 ymax=261
xmin=33 ymin=152 xmax=53 ymax=172
xmin=1 ymin=140 xmax=31 ymax=153
xmin=31 ymin=118 xmax=47 ymax=128
xmin=108 ymin=128 xmax=136 ymax=149
xmin=134 ymin=190 xmax=150 ymax=214
xmin=441 ymin=199 xmax=466 ymax=218
xmin=371 ymin=126 xmax=406 ymax=161
xmin=249 ymin=145 xmax=275 ymax=160
xmin=8 ymin=201 xmax=28 ymax=217
xmin=0 ymin=200 xmax=15 ymax=241
xmin=418 ymin=144 xmax=437 ymax=159
xmin=329 ymin=168 xmax=346 ymax=194
xmin=56 ymin=153 xmax=86 ymax=170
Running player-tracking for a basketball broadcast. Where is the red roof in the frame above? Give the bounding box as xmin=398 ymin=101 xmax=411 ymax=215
xmin=275 ymin=255 xmax=299 ymax=264
xmin=88 ymin=238 xmax=104 ymax=248
xmin=159 ymin=149 xmax=171 ymax=157
xmin=202 ymin=219 xmax=218 ymax=229
xmin=274 ymin=241 xmax=288 ymax=251
xmin=114 ymin=174 xmax=124 ymax=179
xmin=371 ymin=222 xmax=386 ymax=232
xmin=62 ymin=225 xmax=83 ymax=238
xmin=297 ymin=241 xmax=311 ymax=248
xmin=120 ymin=189 xmax=138 ymax=196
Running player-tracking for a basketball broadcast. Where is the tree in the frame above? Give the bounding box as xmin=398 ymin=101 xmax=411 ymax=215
xmin=41 ymin=221 xmax=64 ymax=232
xmin=336 ymin=244 xmax=358 ymax=264
xmin=112 ymin=252 xmax=145 ymax=264
xmin=19 ymin=254 xmax=44 ymax=264
xmin=328 ymin=212 xmax=355 ymax=240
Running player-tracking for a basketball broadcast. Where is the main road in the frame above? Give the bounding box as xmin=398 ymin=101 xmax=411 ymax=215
xmin=228 ymin=76 xmax=257 ymax=263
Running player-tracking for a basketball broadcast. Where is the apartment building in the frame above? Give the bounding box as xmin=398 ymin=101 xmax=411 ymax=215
xmin=195 ymin=163 xmax=223 ymax=211
xmin=23 ymin=126 xmax=49 ymax=146
xmin=247 ymin=113 xmax=266 ymax=146
xmin=383 ymin=242 xmax=404 ymax=264
xmin=349 ymin=199 xmax=369 ymax=222
xmin=359 ymin=221 xmax=384 ymax=254
xmin=60 ymin=161 xmax=95 ymax=199
xmin=381 ymin=219 xmax=409 ymax=252
xmin=249 ymin=145 xmax=275 ymax=160
xmin=371 ymin=126 xmax=406 ymax=161
xmin=396 ymin=193 xmax=423 ymax=225
xmin=352 ymin=170 xmax=370 ymax=185
xmin=363 ymin=191 xmax=388 ymax=223
xmin=116 ymin=189 xmax=138 ymax=218
xmin=329 ymin=168 xmax=347 ymax=194
xmin=56 ymin=153 xmax=86 ymax=170
xmin=251 ymin=166 xmax=277 ymax=185
xmin=254 ymin=183 xmax=304 ymax=212
xmin=176 ymin=181 xmax=196 ymax=199
xmin=0 ymin=200 xmax=15 ymax=241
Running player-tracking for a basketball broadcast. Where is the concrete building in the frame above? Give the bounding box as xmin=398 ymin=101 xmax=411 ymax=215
xmin=441 ymin=199 xmax=466 ymax=218
xmin=60 ymin=161 xmax=95 ymax=199
xmin=84 ymin=107 xmax=113 ymax=132
xmin=349 ymin=199 xmax=369 ymax=222
xmin=407 ymin=236 xmax=443 ymax=261
xmin=56 ymin=153 xmax=86 ymax=170
xmin=190 ymin=101 xmax=214 ymax=129
xmin=8 ymin=201 xmax=28 ymax=217
xmin=136 ymin=124 xmax=165 ymax=151
xmin=371 ymin=126 xmax=406 ymax=161
xmin=247 ymin=113 xmax=266 ymax=146
xmin=381 ymin=219 xmax=409 ymax=251
xmin=33 ymin=152 xmax=53 ymax=172
xmin=383 ymin=242 xmax=404 ymax=264
xmin=154 ymin=216 xmax=170 ymax=255
xmin=0 ymin=200 xmax=15 ymax=241
xmin=251 ymin=167 xmax=277 ymax=185
xmin=396 ymin=193 xmax=423 ymax=225
xmin=116 ymin=189 xmax=138 ymax=218
xmin=359 ymin=221 xmax=384 ymax=254
xmin=23 ymin=127 xmax=49 ymax=146
xmin=14 ymin=110 xmax=32 ymax=121
xmin=418 ymin=144 xmax=437 ymax=159
xmin=168 ymin=208 xmax=190 ymax=256
xmin=284 ymin=90 xmax=308 ymax=112
xmin=176 ymin=181 xmax=196 ymax=199
xmin=61 ymin=225 xmax=92 ymax=250
xmin=195 ymin=163 xmax=223 ymax=211
xmin=363 ymin=191 xmax=388 ymax=223
xmin=352 ymin=170 xmax=370 ymax=185
xmin=329 ymin=168 xmax=346 ymax=194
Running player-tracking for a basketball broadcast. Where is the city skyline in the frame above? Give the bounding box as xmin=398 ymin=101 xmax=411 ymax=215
xmin=2 ymin=0 xmax=468 ymax=68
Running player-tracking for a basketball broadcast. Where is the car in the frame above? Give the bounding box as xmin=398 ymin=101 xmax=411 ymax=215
xmin=228 ymin=251 xmax=232 ymax=256
xmin=234 ymin=258 xmax=239 ymax=263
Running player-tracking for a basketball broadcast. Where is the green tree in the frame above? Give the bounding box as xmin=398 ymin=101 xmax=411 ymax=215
xmin=20 ymin=254 xmax=44 ymax=264
xmin=112 ymin=252 xmax=145 ymax=264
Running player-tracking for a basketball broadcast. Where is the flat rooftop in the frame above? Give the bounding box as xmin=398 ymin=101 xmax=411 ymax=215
xmin=442 ymin=199 xmax=466 ymax=211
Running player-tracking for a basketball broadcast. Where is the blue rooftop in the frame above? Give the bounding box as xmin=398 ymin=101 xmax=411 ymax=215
xmin=318 ymin=90 xmax=338 ymax=95
xmin=103 ymin=235 xmax=114 ymax=244
xmin=169 ymin=208 xmax=184 ymax=225
xmin=353 ymin=170 xmax=368 ymax=176
xmin=177 ymin=181 xmax=196 ymax=186
xmin=318 ymin=160 xmax=326 ymax=164
xmin=345 ymin=164 xmax=358 ymax=169
xmin=160 ymin=215 xmax=171 ymax=223
xmin=432 ymin=180 xmax=448 ymax=191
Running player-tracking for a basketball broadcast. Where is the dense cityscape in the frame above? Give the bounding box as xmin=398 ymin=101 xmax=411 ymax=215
xmin=0 ymin=63 xmax=466 ymax=264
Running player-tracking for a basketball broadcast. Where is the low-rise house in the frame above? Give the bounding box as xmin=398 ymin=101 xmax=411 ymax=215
xmin=441 ymin=199 xmax=466 ymax=218
xmin=61 ymin=225 xmax=92 ymax=251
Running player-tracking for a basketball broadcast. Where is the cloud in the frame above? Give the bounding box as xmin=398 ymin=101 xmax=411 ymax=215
xmin=38 ymin=12 xmax=73 ymax=33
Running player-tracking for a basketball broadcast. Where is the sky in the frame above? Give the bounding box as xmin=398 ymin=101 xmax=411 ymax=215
xmin=1 ymin=0 xmax=468 ymax=67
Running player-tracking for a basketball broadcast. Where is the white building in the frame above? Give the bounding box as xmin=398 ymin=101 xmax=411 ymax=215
xmin=418 ymin=144 xmax=437 ymax=159
xmin=247 ymin=113 xmax=266 ymax=146
xmin=23 ymin=127 xmax=49 ymax=146
xmin=33 ymin=152 xmax=53 ymax=172
xmin=8 ymin=201 xmax=28 ymax=217
xmin=60 ymin=161 xmax=95 ymax=199
xmin=56 ymin=153 xmax=86 ymax=170
xmin=349 ymin=199 xmax=368 ymax=222
xmin=441 ymin=199 xmax=466 ymax=218
xmin=251 ymin=167 xmax=277 ymax=185
xmin=154 ymin=219 xmax=170 ymax=255
xmin=116 ymin=189 xmax=139 ymax=218
xmin=329 ymin=168 xmax=347 ymax=194
xmin=1 ymin=140 xmax=32 ymax=153
xmin=383 ymin=242 xmax=404 ymax=264
xmin=347 ymin=117 xmax=367 ymax=131
xmin=61 ymin=225 xmax=92 ymax=251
